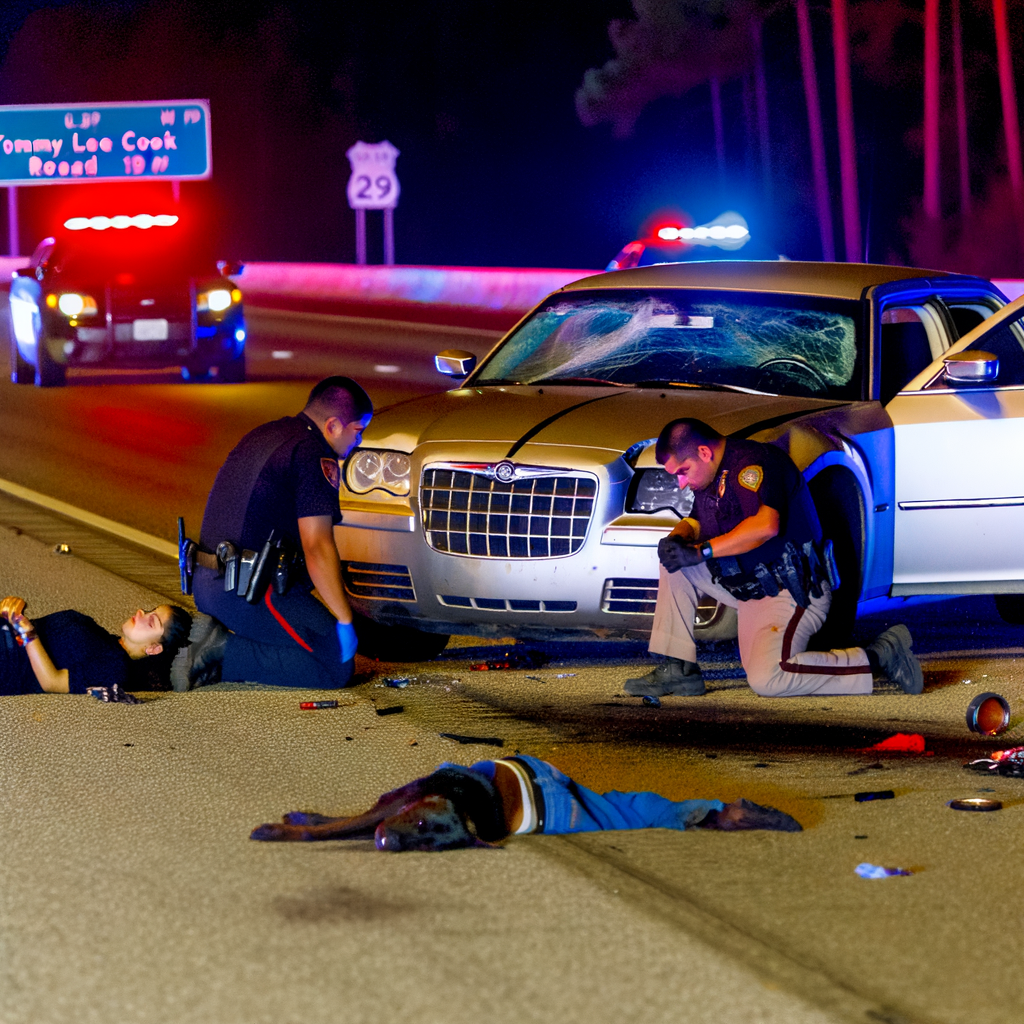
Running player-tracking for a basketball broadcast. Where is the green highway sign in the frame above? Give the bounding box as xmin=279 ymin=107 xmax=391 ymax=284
xmin=0 ymin=100 xmax=211 ymax=185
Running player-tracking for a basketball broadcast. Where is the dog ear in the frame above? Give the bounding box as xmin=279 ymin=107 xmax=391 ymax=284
xmin=374 ymin=795 xmax=487 ymax=852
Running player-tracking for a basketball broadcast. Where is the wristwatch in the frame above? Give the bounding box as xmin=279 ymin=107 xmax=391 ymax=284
xmin=699 ymin=541 xmax=714 ymax=560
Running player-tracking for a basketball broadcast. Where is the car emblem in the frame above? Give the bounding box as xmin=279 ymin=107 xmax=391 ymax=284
xmin=494 ymin=461 xmax=516 ymax=482
xmin=140 ymin=298 xmax=155 ymax=306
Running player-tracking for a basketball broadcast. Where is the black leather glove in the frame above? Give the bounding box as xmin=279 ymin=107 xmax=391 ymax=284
xmin=658 ymin=535 xmax=705 ymax=572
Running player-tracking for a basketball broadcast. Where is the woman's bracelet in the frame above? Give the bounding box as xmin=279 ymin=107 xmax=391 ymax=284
xmin=16 ymin=630 xmax=37 ymax=646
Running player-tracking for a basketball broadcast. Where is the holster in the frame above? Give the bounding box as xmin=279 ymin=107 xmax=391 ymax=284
xmin=177 ymin=517 xmax=197 ymax=597
xmin=709 ymin=540 xmax=829 ymax=608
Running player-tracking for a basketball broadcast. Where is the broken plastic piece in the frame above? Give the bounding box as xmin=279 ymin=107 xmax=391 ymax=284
xmin=862 ymin=733 xmax=926 ymax=753
xmin=438 ymin=732 xmax=504 ymax=747
xmin=642 ymin=695 xmax=662 ymax=708
xmin=53 ymin=543 xmax=71 ymax=555
xmin=965 ymin=692 xmax=1011 ymax=736
xmin=855 ymin=862 xmax=912 ymax=878
xmin=854 ymin=790 xmax=895 ymax=802
xmin=470 ymin=650 xmax=549 ymax=671
xmin=376 ymin=705 xmax=405 ymax=716
xmin=384 ymin=677 xmax=411 ymax=688
xmin=948 ymin=797 xmax=1002 ymax=811
xmin=299 ymin=700 xmax=337 ymax=710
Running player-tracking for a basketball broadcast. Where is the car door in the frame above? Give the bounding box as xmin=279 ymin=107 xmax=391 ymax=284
xmin=888 ymin=294 xmax=1024 ymax=592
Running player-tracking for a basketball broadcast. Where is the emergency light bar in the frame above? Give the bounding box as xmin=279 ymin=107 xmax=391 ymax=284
xmin=63 ymin=214 xmax=179 ymax=231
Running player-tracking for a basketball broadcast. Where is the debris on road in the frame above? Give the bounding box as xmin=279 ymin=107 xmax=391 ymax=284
xmin=948 ymin=797 xmax=1002 ymax=812
xmin=855 ymin=862 xmax=912 ymax=878
xmin=470 ymin=651 xmax=549 ymax=671
xmin=86 ymin=684 xmax=141 ymax=704
xmin=860 ymin=733 xmax=926 ymax=753
xmin=376 ymin=706 xmax=405 ymax=716
xmin=847 ymin=762 xmax=887 ymax=776
xmin=965 ymin=745 xmax=1024 ymax=777
xmin=965 ymin=692 xmax=1011 ymax=735
xmin=854 ymin=790 xmax=895 ymax=802
xmin=52 ymin=543 xmax=71 ymax=555
xmin=641 ymin=695 xmax=661 ymax=708
xmin=384 ymin=677 xmax=411 ymax=688
xmin=439 ymin=732 xmax=504 ymax=747
xmin=525 ymin=675 xmax=547 ymax=683
xmin=299 ymin=700 xmax=338 ymax=710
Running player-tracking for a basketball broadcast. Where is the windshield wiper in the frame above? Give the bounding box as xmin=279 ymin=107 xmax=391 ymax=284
xmin=527 ymin=377 xmax=627 ymax=387
xmin=631 ymin=379 xmax=767 ymax=395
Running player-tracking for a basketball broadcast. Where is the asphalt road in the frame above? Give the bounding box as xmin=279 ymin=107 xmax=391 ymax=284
xmin=0 ymin=306 xmax=500 ymax=544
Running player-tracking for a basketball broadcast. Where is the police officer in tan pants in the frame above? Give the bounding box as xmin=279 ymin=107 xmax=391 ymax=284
xmin=625 ymin=419 xmax=923 ymax=698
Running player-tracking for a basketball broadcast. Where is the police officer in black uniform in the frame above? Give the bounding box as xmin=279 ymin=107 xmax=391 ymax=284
xmin=185 ymin=376 xmax=373 ymax=688
xmin=625 ymin=418 xmax=923 ymax=698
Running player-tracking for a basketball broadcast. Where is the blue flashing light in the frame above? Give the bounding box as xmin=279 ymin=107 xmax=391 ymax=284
xmin=235 ymin=328 xmax=246 ymax=342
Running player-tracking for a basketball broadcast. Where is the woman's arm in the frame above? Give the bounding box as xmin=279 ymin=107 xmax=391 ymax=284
xmin=11 ymin=614 xmax=69 ymax=693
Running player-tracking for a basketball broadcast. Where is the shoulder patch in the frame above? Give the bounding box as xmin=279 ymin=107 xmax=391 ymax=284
xmin=738 ymin=465 xmax=763 ymax=492
xmin=321 ymin=457 xmax=341 ymax=490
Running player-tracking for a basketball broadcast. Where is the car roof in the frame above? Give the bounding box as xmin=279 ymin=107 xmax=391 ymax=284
xmin=563 ymin=260 xmax=960 ymax=300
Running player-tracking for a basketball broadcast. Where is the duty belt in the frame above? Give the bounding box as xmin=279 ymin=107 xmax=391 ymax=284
xmin=177 ymin=517 xmax=302 ymax=603
xmin=707 ymin=539 xmax=840 ymax=608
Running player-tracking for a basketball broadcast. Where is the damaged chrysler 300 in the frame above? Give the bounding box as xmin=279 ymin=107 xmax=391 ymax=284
xmin=336 ymin=260 xmax=1024 ymax=661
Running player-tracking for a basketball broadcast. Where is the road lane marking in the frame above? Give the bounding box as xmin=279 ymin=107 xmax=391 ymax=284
xmin=0 ymin=476 xmax=176 ymax=559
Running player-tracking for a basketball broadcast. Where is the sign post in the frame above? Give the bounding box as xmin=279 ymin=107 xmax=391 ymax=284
xmin=345 ymin=140 xmax=400 ymax=265
xmin=0 ymin=99 xmax=212 ymax=256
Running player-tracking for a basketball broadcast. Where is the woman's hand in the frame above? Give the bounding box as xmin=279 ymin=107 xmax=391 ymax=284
xmin=0 ymin=596 xmax=26 ymax=622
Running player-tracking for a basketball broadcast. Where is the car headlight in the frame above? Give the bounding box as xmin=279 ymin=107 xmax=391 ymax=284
xmin=197 ymin=288 xmax=240 ymax=312
xmin=50 ymin=292 xmax=98 ymax=316
xmin=628 ymin=468 xmax=693 ymax=517
xmin=345 ymin=449 xmax=412 ymax=497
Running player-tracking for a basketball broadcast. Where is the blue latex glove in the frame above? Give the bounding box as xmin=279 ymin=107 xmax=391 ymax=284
xmin=336 ymin=620 xmax=358 ymax=662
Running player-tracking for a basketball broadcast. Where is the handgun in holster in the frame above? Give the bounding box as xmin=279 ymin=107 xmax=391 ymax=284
xmin=177 ymin=517 xmax=197 ymax=596
xmin=272 ymin=536 xmax=298 ymax=595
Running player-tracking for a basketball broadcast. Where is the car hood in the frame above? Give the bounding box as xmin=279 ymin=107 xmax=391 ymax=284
xmin=365 ymin=385 xmax=847 ymax=457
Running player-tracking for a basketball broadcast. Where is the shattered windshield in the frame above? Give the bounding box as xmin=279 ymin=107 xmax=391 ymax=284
xmin=475 ymin=289 xmax=863 ymax=399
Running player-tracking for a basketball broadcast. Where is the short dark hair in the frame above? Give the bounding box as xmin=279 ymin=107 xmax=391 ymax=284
xmin=655 ymin=418 xmax=724 ymax=464
xmin=305 ymin=377 xmax=373 ymax=424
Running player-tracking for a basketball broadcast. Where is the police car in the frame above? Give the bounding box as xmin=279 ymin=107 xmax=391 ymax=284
xmin=336 ymin=260 xmax=1023 ymax=660
xmin=9 ymin=213 xmax=246 ymax=386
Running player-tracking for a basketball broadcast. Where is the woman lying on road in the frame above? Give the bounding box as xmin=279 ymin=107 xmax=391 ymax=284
xmin=251 ymin=755 xmax=802 ymax=851
xmin=0 ymin=596 xmax=192 ymax=695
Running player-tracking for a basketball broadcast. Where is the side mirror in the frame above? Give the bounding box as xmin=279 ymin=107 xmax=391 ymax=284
xmin=218 ymin=260 xmax=245 ymax=277
xmin=435 ymin=349 xmax=477 ymax=377
xmin=943 ymin=350 xmax=999 ymax=384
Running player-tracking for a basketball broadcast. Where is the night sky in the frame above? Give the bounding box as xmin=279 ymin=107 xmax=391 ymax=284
xmin=0 ymin=0 xmax=1020 ymax=273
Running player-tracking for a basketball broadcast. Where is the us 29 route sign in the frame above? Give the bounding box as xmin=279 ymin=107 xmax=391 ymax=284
xmin=0 ymin=100 xmax=211 ymax=185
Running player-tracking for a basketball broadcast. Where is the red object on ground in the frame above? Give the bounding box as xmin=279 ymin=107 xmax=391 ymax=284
xmin=862 ymin=732 xmax=927 ymax=753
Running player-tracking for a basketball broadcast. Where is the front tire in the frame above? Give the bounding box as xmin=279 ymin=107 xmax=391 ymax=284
xmin=217 ymin=351 xmax=246 ymax=383
xmin=353 ymin=613 xmax=451 ymax=662
xmin=806 ymin=468 xmax=864 ymax=650
xmin=10 ymin=329 xmax=32 ymax=384
xmin=34 ymin=336 xmax=66 ymax=387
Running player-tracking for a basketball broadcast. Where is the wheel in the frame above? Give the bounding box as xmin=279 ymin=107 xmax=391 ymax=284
xmin=353 ymin=613 xmax=450 ymax=662
xmin=994 ymin=595 xmax=1024 ymax=624
xmin=806 ymin=468 xmax=864 ymax=650
xmin=217 ymin=351 xmax=246 ymax=383
xmin=34 ymin=335 xmax=66 ymax=387
xmin=181 ymin=361 xmax=213 ymax=383
xmin=9 ymin=327 xmax=32 ymax=384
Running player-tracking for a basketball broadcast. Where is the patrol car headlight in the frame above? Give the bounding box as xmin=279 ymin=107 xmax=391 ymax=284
xmin=55 ymin=292 xmax=98 ymax=316
xmin=628 ymin=468 xmax=693 ymax=517
xmin=199 ymin=288 xmax=234 ymax=312
xmin=346 ymin=449 xmax=411 ymax=497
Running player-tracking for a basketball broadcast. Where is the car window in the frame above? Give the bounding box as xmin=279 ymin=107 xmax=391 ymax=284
xmin=879 ymin=305 xmax=951 ymax=403
xmin=947 ymin=303 xmax=996 ymax=338
xmin=475 ymin=289 xmax=863 ymax=400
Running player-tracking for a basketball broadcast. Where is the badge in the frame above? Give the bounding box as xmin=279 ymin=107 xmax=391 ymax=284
xmin=717 ymin=469 xmax=729 ymax=498
xmin=738 ymin=465 xmax=763 ymax=492
xmin=321 ymin=457 xmax=341 ymax=490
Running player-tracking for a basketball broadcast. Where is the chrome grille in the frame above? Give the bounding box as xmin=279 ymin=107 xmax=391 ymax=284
xmin=602 ymin=578 xmax=658 ymax=615
xmin=438 ymin=595 xmax=577 ymax=612
xmin=421 ymin=466 xmax=596 ymax=559
xmin=342 ymin=562 xmax=415 ymax=601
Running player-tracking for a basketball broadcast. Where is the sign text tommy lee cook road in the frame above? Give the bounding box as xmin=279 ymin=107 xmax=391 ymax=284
xmin=0 ymin=100 xmax=211 ymax=185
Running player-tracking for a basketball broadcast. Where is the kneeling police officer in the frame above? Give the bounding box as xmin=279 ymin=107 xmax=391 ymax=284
xmin=181 ymin=376 xmax=373 ymax=689
xmin=626 ymin=418 xmax=923 ymax=698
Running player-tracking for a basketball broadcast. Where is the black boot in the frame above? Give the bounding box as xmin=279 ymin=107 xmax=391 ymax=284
xmin=624 ymin=658 xmax=705 ymax=696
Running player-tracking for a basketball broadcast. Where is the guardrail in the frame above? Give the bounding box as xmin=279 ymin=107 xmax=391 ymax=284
xmin=233 ymin=263 xmax=602 ymax=331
